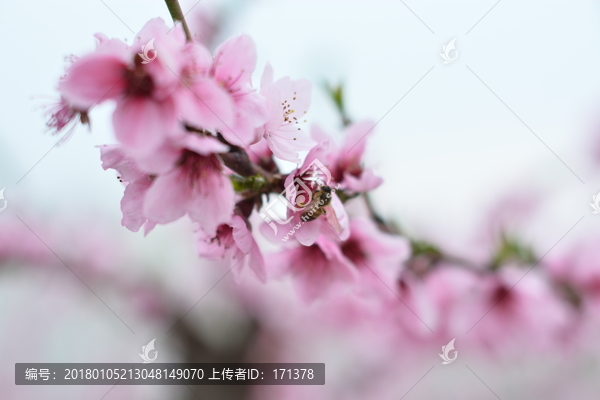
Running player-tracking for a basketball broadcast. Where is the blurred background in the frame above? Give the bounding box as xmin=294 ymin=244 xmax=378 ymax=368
xmin=2 ymin=0 xmax=600 ymax=398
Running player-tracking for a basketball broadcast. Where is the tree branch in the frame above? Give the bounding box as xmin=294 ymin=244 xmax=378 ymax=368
xmin=164 ymin=0 xmax=193 ymax=42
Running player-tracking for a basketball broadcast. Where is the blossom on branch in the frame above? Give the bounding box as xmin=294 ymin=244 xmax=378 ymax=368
xmin=196 ymin=215 xmax=266 ymax=282
xmin=256 ymin=62 xmax=314 ymax=163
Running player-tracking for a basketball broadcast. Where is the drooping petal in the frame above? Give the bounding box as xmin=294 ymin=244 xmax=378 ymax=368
xmin=121 ymin=181 xmax=153 ymax=232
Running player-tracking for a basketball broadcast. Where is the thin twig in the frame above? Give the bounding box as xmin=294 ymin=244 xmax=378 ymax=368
xmin=164 ymin=0 xmax=193 ymax=41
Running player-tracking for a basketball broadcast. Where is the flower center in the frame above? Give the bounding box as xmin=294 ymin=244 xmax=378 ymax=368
xmin=124 ymin=57 xmax=155 ymax=97
xmin=176 ymin=150 xmax=221 ymax=183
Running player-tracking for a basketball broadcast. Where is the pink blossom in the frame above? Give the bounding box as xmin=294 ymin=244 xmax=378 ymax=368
xmin=256 ymin=62 xmax=314 ymax=163
xmin=463 ymin=266 xmax=572 ymax=354
xmin=59 ymin=18 xmax=235 ymax=165
xmin=142 ymin=142 xmax=234 ymax=236
xmin=383 ymin=269 xmax=442 ymax=340
xmin=268 ymin=235 xmax=357 ymax=302
xmin=274 ymin=142 xmax=350 ymax=246
xmin=403 ymin=266 xmax=481 ymax=340
xmin=196 ymin=215 xmax=266 ymax=282
xmin=59 ymin=19 xmax=184 ymax=156
xmin=101 ymin=134 xmax=234 ymax=236
xmin=340 ymin=217 xmax=410 ymax=298
xmin=209 ymin=35 xmax=269 ymax=146
xmin=389 ymin=262 xmax=574 ymax=354
xmin=312 ymin=121 xmax=383 ymax=193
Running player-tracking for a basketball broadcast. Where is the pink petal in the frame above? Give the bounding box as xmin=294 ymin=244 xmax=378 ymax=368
xmin=144 ymin=221 xmax=157 ymax=236
xmin=59 ymin=40 xmax=129 ymax=109
xmin=260 ymin=62 xmax=275 ymax=89
xmin=230 ymin=216 xmax=253 ymax=252
xmin=93 ymin=33 xmax=110 ymax=45
xmin=133 ymin=18 xmax=187 ymax=91
xmin=310 ymin=123 xmax=332 ymax=145
xmin=143 ymin=169 xmax=192 ymax=224
xmin=258 ymin=65 xmax=313 ymax=162
xmin=196 ymin=224 xmax=233 ymax=259
xmin=295 ymin=215 xmax=322 ymax=246
xmin=99 ymin=145 xmax=154 ymax=233
xmin=99 ymin=145 xmax=145 ymax=182
xmin=185 ymin=42 xmax=213 ymax=72
xmin=178 ymin=78 xmax=234 ymax=133
xmin=181 ymin=134 xmax=229 ymax=155
xmin=121 ymin=181 xmax=152 ymax=232
xmin=342 ymin=169 xmax=383 ymax=192
xmin=341 ymin=120 xmax=376 ymax=157
xmin=112 ymin=97 xmax=178 ymax=156
xmin=133 ymin=141 xmax=182 ymax=175
xmin=220 ymin=92 xmax=270 ymax=146
xmin=265 ymin=123 xmax=315 ymax=163
xmin=258 ymin=217 xmax=297 ymax=245
xmin=347 ymin=217 xmax=410 ymax=288
xmin=247 ymin=245 xmax=267 ymax=282
xmin=231 ymin=216 xmax=266 ymax=282
xmin=213 ymin=35 xmax=257 ymax=91
xmin=291 ymin=237 xmax=356 ymax=302
xmin=188 ymin=166 xmax=235 ymax=236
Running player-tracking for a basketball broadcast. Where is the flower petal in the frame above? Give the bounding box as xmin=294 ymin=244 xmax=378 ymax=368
xmin=143 ymin=169 xmax=192 ymax=224
xmin=59 ymin=39 xmax=129 ymax=109
xmin=188 ymin=164 xmax=235 ymax=236
xmin=112 ymin=97 xmax=178 ymax=156
xmin=213 ymin=35 xmax=257 ymax=91
xmin=178 ymin=78 xmax=234 ymax=133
